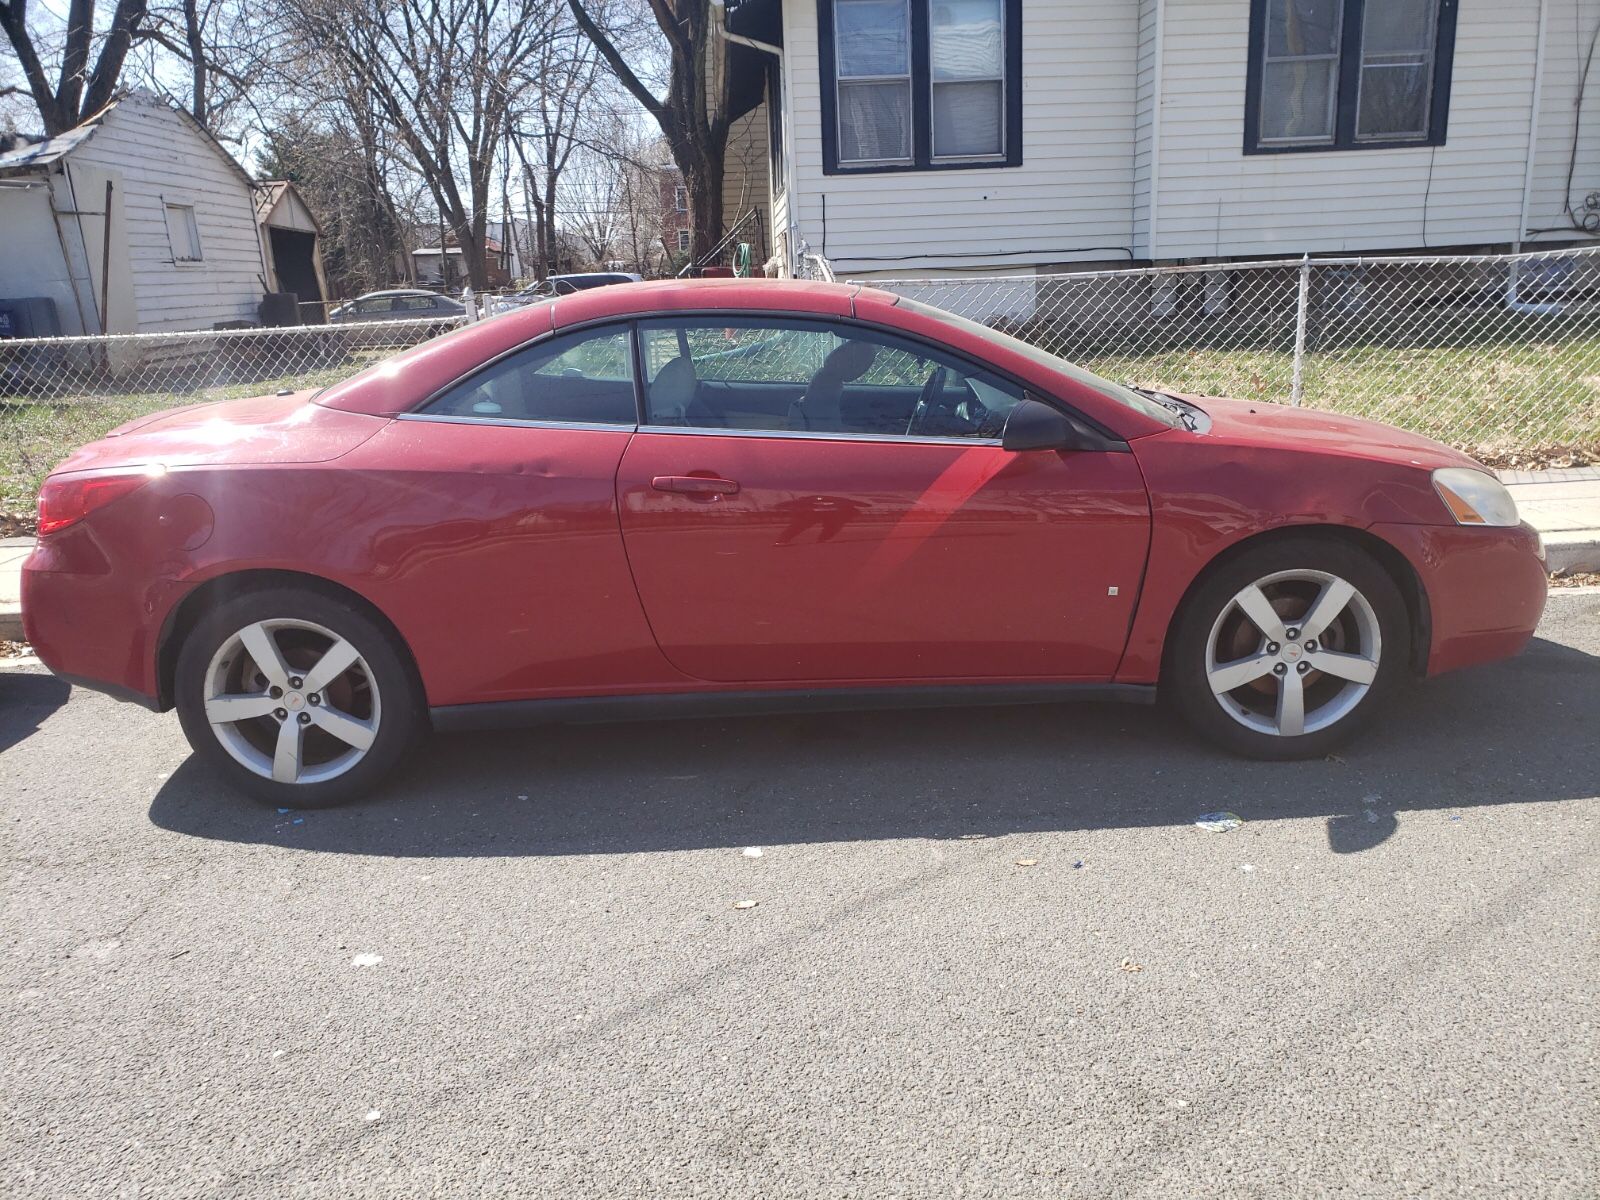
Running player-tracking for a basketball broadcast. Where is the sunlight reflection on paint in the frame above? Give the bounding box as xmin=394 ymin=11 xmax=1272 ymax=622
xmin=855 ymin=448 xmax=1010 ymax=592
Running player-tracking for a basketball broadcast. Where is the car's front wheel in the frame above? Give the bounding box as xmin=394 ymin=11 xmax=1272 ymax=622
xmin=1168 ymin=537 xmax=1411 ymax=760
xmin=174 ymin=587 xmax=423 ymax=807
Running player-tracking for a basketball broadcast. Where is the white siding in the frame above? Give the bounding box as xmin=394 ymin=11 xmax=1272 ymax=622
xmin=723 ymin=105 xmax=775 ymax=262
xmin=782 ymin=0 xmax=1141 ymax=274
xmin=1153 ymin=0 xmax=1548 ymax=257
xmin=1132 ymin=0 xmax=1160 ymax=256
xmin=0 ymin=181 xmax=92 ymax=334
xmin=779 ymin=0 xmax=1595 ymax=271
xmin=1525 ymin=0 xmax=1600 ymax=241
xmin=64 ymin=94 xmax=265 ymax=332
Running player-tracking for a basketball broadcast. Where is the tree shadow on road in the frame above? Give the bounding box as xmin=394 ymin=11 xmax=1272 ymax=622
xmin=148 ymin=632 xmax=1600 ymax=858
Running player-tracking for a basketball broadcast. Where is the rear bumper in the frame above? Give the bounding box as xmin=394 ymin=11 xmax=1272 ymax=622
xmin=1369 ymin=520 xmax=1548 ymax=676
xmin=21 ymin=527 xmax=175 ymax=708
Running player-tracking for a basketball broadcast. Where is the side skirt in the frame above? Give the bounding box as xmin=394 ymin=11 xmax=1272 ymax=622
xmin=430 ymin=682 xmax=1157 ymax=733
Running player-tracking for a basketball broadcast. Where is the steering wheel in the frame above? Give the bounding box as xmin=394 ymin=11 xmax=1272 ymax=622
xmin=906 ymin=366 xmax=949 ymax=437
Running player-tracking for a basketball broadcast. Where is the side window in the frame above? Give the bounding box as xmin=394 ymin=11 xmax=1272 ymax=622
xmin=637 ymin=317 xmax=1024 ymax=440
xmin=355 ymin=297 xmax=394 ymax=315
xmin=418 ymin=326 xmax=636 ymax=426
xmin=397 ymin=295 xmax=437 ymax=312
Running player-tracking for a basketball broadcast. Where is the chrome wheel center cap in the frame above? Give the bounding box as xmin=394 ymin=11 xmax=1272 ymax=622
xmin=1283 ymin=644 xmax=1303 ymax=663
xmin=286 ymin=692 xmax=305 ymax=711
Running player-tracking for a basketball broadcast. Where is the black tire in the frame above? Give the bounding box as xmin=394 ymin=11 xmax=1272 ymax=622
xmin=174 ymin=586 xmax=424 ymax=808
xmin=1166 ymin=536 xmax=1411 ymax=761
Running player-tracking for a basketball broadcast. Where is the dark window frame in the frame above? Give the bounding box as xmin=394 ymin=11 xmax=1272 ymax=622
xmin=1244 ymin=0 xmax=1459 ymax=155
xmin=768 ymin=57 xmax=787 ymax=199
xmin=817 ymin=0 xmax=1023 ymax=176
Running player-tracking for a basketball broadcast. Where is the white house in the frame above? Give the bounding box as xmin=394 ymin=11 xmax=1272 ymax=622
xmin=0 ymin=91 xmax=273 ymax=336
xmin=721 ymin=0 xmax=1600 ymax=281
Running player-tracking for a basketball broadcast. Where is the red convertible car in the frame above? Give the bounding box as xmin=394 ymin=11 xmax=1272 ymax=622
xmin=23 ymin=280 xmax=1547 ymax=807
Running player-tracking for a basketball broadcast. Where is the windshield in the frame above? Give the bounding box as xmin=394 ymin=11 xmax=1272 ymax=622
xmin=894 ymin=296 xmax=1183 ymax=428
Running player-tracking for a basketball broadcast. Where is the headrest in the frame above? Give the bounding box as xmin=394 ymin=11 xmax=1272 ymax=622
xmin=822 ymin=340 xmax=877 ymax=382
xmin=652 ymin=356 xmax=697 ymax=409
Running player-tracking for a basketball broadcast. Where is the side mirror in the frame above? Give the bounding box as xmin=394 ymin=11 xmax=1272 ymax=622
xmin=1001 ymin=398 xmax=1103 ymax=452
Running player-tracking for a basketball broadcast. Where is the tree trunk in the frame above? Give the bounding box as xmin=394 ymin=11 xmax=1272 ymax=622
xmin=682 ymin=144 xmax=725 ymax=265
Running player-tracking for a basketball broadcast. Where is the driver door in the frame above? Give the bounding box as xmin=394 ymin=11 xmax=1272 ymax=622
xmin=613 ymin=316 xmax=1152 ymax=685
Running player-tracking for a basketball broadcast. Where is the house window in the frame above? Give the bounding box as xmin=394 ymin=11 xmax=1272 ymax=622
xmin=677 ymin=230 xmax=690 ymax=253
xmin=819 ymin=0 xmax=1022 ymax=174
xmin=164 ymin=203 xmax=203 ymax=262
xmin=1245 ymin=0 xmax=1458 ymax=153
xmin=674 ymin=185 xmax=687 ymax=212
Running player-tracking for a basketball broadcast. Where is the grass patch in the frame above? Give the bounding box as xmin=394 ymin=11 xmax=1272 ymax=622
xmin=1083 ymin=333 xmax=1600 ymax=451
xmin=0 ymin=357 xmax=386 ymax=513
xmin=4 ymin=331 xmax=1597 ymax=515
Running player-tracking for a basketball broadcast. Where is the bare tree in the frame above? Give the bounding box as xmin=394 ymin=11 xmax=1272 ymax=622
xmin=509 ymin=19 xmax=602 ymax=279
xmin=1 ymin=0 xmax=151 ymax=135
xmin=282 ymin=0 xmax=558 ymax=290
xmin=567 ymin=0 xmax=731 ymax=260
xmin=131 ymin=0 xmax=274 ymax=132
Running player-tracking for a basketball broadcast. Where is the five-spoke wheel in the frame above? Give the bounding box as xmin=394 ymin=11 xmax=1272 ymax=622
xmin=175 ymin=587 xmax=421 ymax=807
xmin=203 ymin=619 xmax=382 ymax=785
xmin=1170 ymin=538 xmax=1408 ymax=759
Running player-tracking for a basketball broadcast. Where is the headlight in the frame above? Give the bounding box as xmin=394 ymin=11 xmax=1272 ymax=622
xmin=1432 ymin=467 xmax=1519 ymax=527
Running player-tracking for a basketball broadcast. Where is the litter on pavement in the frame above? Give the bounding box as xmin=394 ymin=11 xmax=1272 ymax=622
xmin=1015 ymin=857 xmax=1039 ymax=867
xmin=742 ymin=846 xmax=763 ymax=858
xmin=1194 ymin=812 xmax=1244 ymax=833
xmin=732 ymin=899 xmax=758 ymax=910
xmin=350 ymin=953 xmax=383 ymax=967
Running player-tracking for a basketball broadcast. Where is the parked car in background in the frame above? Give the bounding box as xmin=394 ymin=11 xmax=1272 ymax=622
xmin=506 ymin=273 xmax=642 ymax=306
xmin=22 ymin=279 xmax=1547 ymax=808
xmin=329 ymin=290 xmax=467 ymax=324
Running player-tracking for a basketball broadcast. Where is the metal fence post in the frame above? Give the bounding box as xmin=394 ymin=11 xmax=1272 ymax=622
xmin=1290 ymin=254 xmax=1310 ymax=407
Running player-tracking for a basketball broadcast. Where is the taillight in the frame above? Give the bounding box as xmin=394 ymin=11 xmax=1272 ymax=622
xmin=36 ymin=469 xmax=160 ymax=536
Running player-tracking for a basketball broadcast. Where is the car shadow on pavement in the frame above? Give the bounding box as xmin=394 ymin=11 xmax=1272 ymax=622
xmin=0 ymin=670 xmax=73 ymax=756
xmin=147 ymin=629 xmax=1600 ymax=858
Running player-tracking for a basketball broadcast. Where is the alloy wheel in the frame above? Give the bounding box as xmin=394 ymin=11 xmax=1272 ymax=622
xmin=203 ymin=618 xmax=382 ymax=785
xmin=1204 ymin=569 xmax=1382 ymax=738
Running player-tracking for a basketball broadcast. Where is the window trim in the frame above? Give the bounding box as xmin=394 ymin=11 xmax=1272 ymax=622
xmin=402 ymin=309 xmax=1127 ymax=446
xmin=1244 ymin=0 xmax=1459 ymax=155
xmin=163 ymin=199 xmax=204 ymax=264
xmin=819 ymin=0 xmax=1023 ymax=176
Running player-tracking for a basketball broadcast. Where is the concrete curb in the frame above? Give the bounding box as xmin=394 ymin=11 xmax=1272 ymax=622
xmin=1544 ymin=534 xmax=1600 ymax=575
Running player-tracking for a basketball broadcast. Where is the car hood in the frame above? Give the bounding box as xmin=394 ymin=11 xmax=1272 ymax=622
xmin=52 ymin=390 xmax=388 ymax=475
xmin=1176 ymin=395 xmax=1485 ymax=472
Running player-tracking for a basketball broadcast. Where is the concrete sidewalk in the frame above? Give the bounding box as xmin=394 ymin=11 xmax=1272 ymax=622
xmin=0 ymin=538 xmax=27 ymax=643
xmin=1500 ymin=466 xmax=1600 ymax=575
xmin=1 ymin=467 xmax=1596 ymax=644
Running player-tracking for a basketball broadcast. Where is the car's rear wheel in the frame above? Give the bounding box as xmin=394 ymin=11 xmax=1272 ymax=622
xmin=174 ymin=587 xmax=423 ymax=807
xmin=1168 ymin=537 xmax=1410 ymax=760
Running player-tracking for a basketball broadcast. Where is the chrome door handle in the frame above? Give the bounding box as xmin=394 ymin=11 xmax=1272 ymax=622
xmin=650 ymin=476 xmax=740 ymax=496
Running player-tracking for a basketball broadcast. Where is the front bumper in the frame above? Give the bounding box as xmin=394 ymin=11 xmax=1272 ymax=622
xmin=1369 ymin=520 xmax=1548 ymax=676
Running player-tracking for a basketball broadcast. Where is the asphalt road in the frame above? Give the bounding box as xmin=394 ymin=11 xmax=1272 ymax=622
xmin=2 ymin=593 xmax=1597 ymax=1199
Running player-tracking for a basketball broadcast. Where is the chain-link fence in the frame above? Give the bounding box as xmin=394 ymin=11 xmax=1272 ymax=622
xmin=853 ymin=246 xmax=1600 ymax=463
xmin=0 ymin=316 xmax=463 ymax=515
xmin=5 ymin=246 xmax=1598 ymax=518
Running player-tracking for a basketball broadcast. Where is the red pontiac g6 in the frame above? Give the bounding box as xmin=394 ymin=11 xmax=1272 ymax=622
xmin=23 ymin=280 xmax=1548 ymax=807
